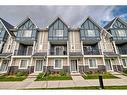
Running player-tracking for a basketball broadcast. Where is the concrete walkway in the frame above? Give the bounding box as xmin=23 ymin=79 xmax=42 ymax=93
xmin=0 ymin=72 xmax=127 ymax=89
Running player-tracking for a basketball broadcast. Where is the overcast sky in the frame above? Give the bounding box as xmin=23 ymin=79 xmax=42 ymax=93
xmin=0 ymin=6 xmax=127 ymax=28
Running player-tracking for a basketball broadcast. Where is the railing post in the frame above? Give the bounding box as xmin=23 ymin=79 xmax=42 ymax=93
xmin=99 ymin=75 xmax=104 ymax=89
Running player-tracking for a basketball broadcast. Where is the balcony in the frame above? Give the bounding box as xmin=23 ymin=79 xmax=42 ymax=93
xmin=84 ymin=49 xmax=101 ymax=55
xmin=14 ymin=49 xmax=32 ymax=56
xmin=50 ymin=50 xmax=67 ymax=55
xmin=118 ymin=48 xmax=127 ymax=55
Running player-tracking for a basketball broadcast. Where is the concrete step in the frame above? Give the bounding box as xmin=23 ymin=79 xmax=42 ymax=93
xmin=28 ymin=72 xmax=40 ymax=78
xmin=71 ymin=72 xmax=81 ymax=76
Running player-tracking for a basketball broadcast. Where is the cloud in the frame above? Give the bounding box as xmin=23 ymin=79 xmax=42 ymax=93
xmin=0 ymin=6 xmax=125 ymax=28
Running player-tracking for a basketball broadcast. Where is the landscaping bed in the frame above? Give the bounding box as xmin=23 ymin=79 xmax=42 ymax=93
xmin=0 ymin=71 xmax=28 ymax=81
xmin=36 ymin=71 xmax=72 ymax=81
xmin=82 ymin=72 xmax=119 ymax=79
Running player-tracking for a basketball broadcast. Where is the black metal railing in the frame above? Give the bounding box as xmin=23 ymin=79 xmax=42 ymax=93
xmin=118 ymin=48 xmax=127 ymax=54
xmin=14 ymin=50 xmax=32 ymax=55
xmin=84 ymin=49 xmax=101 ymax=55
xmin=50 ymin=50 xmax=67 ymax=55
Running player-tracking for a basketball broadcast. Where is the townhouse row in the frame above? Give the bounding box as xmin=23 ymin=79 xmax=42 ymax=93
xmin=0 ymin=16 xmax=127 ymax=74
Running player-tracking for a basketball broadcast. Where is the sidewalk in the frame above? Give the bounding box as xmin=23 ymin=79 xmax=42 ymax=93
xmin=0 ymin=72 xmax=127 ymax=89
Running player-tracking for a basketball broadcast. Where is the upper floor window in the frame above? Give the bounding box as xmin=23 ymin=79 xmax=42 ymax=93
xmin=117 ymin=30 xmax=126 ymax=37
xmin=87 ymin=30 xmax=96 ymax=37
xmin=56 ymin=30 xmax=63 ymax=37
xmin=23 ymin=30 xmax=32 ymax=37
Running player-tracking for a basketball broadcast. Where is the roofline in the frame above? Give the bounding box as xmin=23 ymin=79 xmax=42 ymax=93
xmin=15 ymin=16 xmax=39 ymax=29
xmin=0 ymin=19 xmax=12 ymax=37
xmin=46 ymin=16 xmax=69 ymax=29
xmin=79 ymin=16 xmax=103 ymax=30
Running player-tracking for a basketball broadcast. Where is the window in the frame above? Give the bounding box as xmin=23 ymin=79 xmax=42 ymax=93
xmin=122 ymin=59 xmax=127 ymax=67
xmin=89 ymin=59 xmax=97 ymax=68
xmin=117 ymin=30 xmax=126 ymax=37
xmin=23 ymin=30 xmax=32 ymax=37
xmin=87 ymin=30 xmax=95 ymax=37
xmin=19 ymin=60 xmax=28 ymax=69
xmin=54 ymin=46 xmax=64 ymax=55
xmin=54 ymin=59 xmax=63 ymax=69
xmin=56 ymin=30 xmax=63 ymax=37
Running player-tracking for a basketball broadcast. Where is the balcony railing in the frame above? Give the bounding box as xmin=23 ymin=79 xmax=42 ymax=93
xmin=49 ymin=50 xmax=67 ymax=55
xmin=84 ymin=49 xmax=101 ymax=55
xmin=112 ymin=36 xmax=127 ymax=40
xmin=81 ymin=36 xmax=100 ymax=40
xmin=14 ymin=50 xmax=32 ymax=55
xmin=118 ymin=48 xmax=127 ymax=55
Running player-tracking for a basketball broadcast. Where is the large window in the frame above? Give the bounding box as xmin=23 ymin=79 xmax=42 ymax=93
xmin=89 ymin=59 xmax=97 ymax=68
xmin=23 ymin=30 xmax=32 ymax=37
xmin=117 ymin=30 xmax=126 ymax=37
xmin=54 ymin=59 xmax=63 ymax=69
xmin=19 ymin=60 xmax=28 ymax=69
xmin=87 ymin=30 xmax=95 ymax=37
xmin=54 ymin=46 xmax=64 ymax=55
xmin=56 ymin=30 xmax=63 ymax=37
xmin=122 ymin=59 xmax=127 ymax=68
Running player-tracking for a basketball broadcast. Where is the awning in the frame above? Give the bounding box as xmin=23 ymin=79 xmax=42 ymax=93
xmin=0 ymin=53 xmax=12 ymax=58
xmin=32 ymin=52 xmax=47 ymax=58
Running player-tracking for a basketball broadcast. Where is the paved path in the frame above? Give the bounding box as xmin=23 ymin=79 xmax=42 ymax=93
xmin=0 ymin=72 xmax=127 ymax=89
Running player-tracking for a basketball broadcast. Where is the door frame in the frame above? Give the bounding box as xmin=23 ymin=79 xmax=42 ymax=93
xmin=34 ymin=59 xmax=44 ymax=72
xmin=70 ymin=59 xmax=79 ymax=72
xmin=105 ymin=59 xmax=114 ymax=71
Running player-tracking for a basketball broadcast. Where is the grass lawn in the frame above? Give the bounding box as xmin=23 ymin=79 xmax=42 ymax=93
xmin=82 ymin=72 xmax=119 ymax=79
xmin=0 ymin=75 xmax=27 ymax=81
xmin=23 ymin=86 xmax=127 ymax=90
xmin=36 ymin=73 xmax=72 ymax=81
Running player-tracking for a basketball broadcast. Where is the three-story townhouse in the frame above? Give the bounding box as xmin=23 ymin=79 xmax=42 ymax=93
xmin=10 ymin=17 xmax=38 ymax=74
xmin=0 ymin=18 xmax=15 ymax=73
xmin=104 ymin=17 xmax=127 ymax=72
xmin=80 ymin=17 xmax=105 ymax=72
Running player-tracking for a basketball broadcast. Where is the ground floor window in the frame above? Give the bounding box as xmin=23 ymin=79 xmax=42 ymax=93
xmin=19 ymin=60 xmax=28 ymax=69
xmin=122 ymin=59 xmax=127 ymax=68
xmin=54 ymin=59 xmax=63 ymax=69
xmin=89 ymin=59 xmax=97 ymax=68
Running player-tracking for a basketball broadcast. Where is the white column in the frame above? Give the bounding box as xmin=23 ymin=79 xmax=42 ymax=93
xmin=32 ymin=41 xmax=36 ymax=55
xmin=81 ymin=41 xmax=84 ymax=55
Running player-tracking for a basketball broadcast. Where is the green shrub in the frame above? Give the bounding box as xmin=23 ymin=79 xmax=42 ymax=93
xmin=16 ymin=71 xmax=28 ymax=77
xmin=60 ymin=70 xmax=66 ymax=76
xmin=123 ymin=69 xmax=127 ymax=74
xmin=37 ymin=73 xmax=45 ymax=79
xmin=45 ymin=70 xmax=51 ymax=76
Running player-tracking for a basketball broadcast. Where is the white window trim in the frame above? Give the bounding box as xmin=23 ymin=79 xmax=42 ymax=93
xmin=88 ymin=58 xmax=98 ymax=69
xmin=122 ymin=58 xmax=127 ymax=68
xmin=54 ymin=46 xmax=64 ymax=55
xmin=22 ymin=30 xmax=32 ymax=37
xmin=54 ymin=59 xmax=63 ymax=69
xmin=87 ymin=30 xmax=96 ymax=37
xmin=19 ymin=59 xmax=28 ymax=69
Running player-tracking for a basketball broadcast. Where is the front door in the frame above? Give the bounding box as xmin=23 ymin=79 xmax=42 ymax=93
xmin=71 ymin=60 xmax=78 ymax=72
xmin=0 ymin=60 xmax=9 ymax=72
xmin=105 ymin=59 xmax=113 ymax=71
xmin=35 ymin=60 xmax=43 ymax=72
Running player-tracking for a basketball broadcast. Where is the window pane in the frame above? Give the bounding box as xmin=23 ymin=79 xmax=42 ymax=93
xmin=23 ymin=30 xmax=32 ymax=37
xmin=55 ymin=59 xmax=61 ymax=68
xmin=117 ymin=30 xmax=126 ymax=37
xmin=56 ymin=30 xmax=63 ymax=37
xmin=20 ymin=60 xmax=27 ymax=68
xmin=87 ymin=30 xmax=95 ymax=37
xmin=89 ymin=59 xmax=96 ymax=67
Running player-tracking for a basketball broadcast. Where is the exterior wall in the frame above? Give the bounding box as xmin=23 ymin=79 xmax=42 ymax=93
xmin=83 ymin=57 xmax=105 ymax=72
xmin=101 ymin=33 xmax=114 ymax=53
xmin=2 ymin=36 xmax=15 ymax=53
xmin=69 ymin=30 xmax=81 ymax=52
xmin=35 ymin=31 xmax=48 ymax=52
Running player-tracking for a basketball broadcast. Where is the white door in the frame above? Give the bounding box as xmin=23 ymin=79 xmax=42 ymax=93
xmin=0 ymin=60 xmax=9 ymax=72
xmin=71 ymin=60 xmax=78 ymax=72
xmin=105 ymin=59 xmax=113 ymax=71
xmin=35 ymin=60 xmax=43 ymax=72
